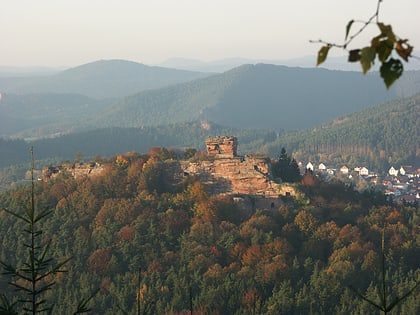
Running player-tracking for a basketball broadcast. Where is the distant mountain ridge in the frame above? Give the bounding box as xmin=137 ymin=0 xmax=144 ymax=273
xmin=159 ymin=52 xmax=420 ymax=72
xmin=0 ymin=59 xmax=209 ymax=99
xmin=1 ymin=60 xmax=420 ymax=139
xmin=93 ymin=63 xmax=419 ymax=131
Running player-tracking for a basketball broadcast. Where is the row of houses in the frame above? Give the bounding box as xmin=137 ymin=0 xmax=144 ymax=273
xmin=303 ymin=162 xmax=420 ymax=204
xmin=388 ymin=165 xmax=416 ymax=177
xmin=304 ymin=162 xmax=371 ymax=176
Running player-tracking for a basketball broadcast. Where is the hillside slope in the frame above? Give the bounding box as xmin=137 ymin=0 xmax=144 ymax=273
xmin=94 ymin=64 xmax=418 ymax=130
xmin=0 ymin=93 xmax=111 ymax=138
xmin=263 ymin=92 xmax=420 ymax=167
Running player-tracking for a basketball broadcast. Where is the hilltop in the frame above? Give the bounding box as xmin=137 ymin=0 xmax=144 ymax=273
xmin=0 ymin=59 xmax=209 ymax=99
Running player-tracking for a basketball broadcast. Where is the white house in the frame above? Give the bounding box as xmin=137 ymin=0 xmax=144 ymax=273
xmin=340 ymin=165 xmax=349 ymax=174
xmin=306 ymin=162 xmax=314 ymax=171
xmin=360 ymin=167 xmax=369 ymax=176
xmin=388 ymin=166 xmax=399 ymax=176
xmin=399 ymin=166 xmax=413 ymax=176
xmin=318 ymin=163 xmax=327 ymax=171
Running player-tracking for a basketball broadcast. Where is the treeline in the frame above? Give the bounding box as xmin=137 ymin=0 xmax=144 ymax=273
xmin=0 ymin=151 xmax=418 ymax=314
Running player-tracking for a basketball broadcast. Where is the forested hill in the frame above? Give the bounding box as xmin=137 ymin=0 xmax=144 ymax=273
xmin=0 ymin=59 xmax=209 ymax=99
xmin=263 ymin=92 xmax=420 ymax=168
xmin=2 ymin=62 xmax=420 ymax=139
xmin=92 ymin=64 xmax=420 ymax=131
xmin=0 ymin=153 xmax=418 ymax=313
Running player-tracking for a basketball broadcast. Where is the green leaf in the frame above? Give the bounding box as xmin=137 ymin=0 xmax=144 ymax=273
xmin=376 ymin=39 xmax=394 ymax=62
xmin=360 ymin=46 xmax=376 ymax=74
xmin=377 ymin=23 xmax=396 ymax=43
xmin=380 ymin=58 xmax=403 ymax=89
xmin=345 ymin=20 xmax=354 ymax=42
xmin=317 ymin=45 xmax=331 ymax=66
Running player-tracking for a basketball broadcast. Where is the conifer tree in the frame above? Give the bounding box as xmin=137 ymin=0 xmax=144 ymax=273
xmin=0 ymin=146 xmax=96 ymax=314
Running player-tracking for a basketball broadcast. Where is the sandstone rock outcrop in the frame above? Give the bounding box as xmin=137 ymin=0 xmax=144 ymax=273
xmin=42 ymin=162 xmax=104 ymax=181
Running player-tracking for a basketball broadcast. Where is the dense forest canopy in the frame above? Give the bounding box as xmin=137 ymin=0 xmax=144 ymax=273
xmin=0 ymin=151 xmax=418 ymax=314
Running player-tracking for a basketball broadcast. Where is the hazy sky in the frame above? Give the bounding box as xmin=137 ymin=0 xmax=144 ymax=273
xmin=1 ymin=0 xmax=419 ymax=67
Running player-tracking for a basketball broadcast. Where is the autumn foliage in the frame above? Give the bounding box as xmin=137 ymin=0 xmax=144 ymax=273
xmin=0 ymin=151 xmax=418 ymax=314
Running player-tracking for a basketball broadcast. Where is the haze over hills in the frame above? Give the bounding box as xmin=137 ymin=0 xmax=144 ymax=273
xmin=0 ymin=93 xmax=110 ymax=138
xmin=93 ymin=63 xmax=419 ymax=131
xmin=1 ymin=60 xmax=420 ymax=140
xmin=158 ymin=51 xmax=420 ymax=73
xmin=2 ymin=61 xmax=420 ymax=138
xmin=0 ymin=59 xmax=209 ymax=99
xmin=0 ymin=66 xmax=63 ymax=77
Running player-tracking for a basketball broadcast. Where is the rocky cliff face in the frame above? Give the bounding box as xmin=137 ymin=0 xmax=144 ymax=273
xmin=181 ymin=154 xmax=299 ymax=211
xmin=182 ymin=155 xmax=279 ymax=196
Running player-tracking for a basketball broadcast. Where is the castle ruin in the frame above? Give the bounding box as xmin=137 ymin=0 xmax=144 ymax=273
xmin=206 ymin=136 xmax=238 ymax=158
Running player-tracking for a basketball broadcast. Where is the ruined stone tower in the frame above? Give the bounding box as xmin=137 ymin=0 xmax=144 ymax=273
xmin=205 ymin=136 xmax=238 ymax=158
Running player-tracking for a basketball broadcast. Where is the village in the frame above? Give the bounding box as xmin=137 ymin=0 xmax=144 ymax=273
xmin=303 ymin=161 xmax=420 ymax=204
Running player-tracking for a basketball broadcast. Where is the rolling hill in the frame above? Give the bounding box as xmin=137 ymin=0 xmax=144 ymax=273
xmin=0 ymin=59 xmax=209 ymax=99
xmin=93 ymin=63 xmax=420 ymax=130
xmin=263 ymin=92 xmax=420 ymax=168
xmin=2 ymin=61 xmax=420 ymax=139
